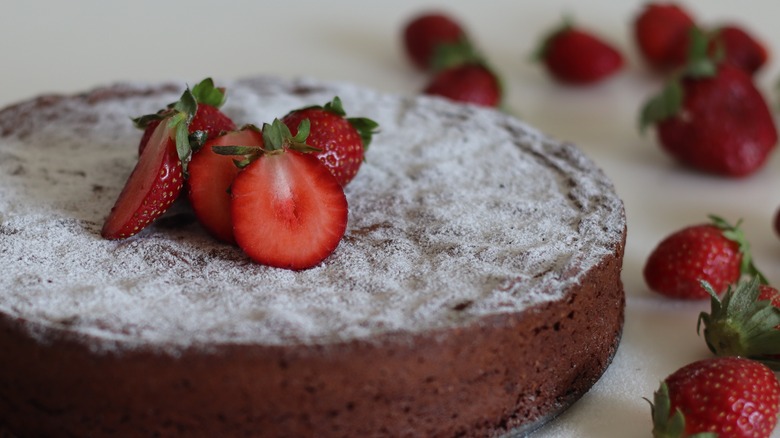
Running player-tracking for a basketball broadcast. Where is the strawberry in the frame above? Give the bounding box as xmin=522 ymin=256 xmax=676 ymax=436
xmin=423 ymin=63 xmax=502 ymax=107
xmin=136 ymin=78 xmax=236 ymax=156
xmin=187 ymin=127 xmax=264 ymax=244
xmin=634 ymin=2 xmax=696 ymax=70
xmin=402 ymin=11 xmax=469 ymax=71
xmin=643 ymin=215 xmax=763 ymax=299
xmin=221 ymin=119 xmax=348 ymax=270
xmin=650 ymin=357 xmax=780 ymax=438
xmin=640 ymin=29 xmax=778 ymax=177
xmin=281 ymin=97 xmax=379 ymax=187
xmin=711 ymin=24 xmax=769 ymax=75
xmin=534 ymin=20 xmax=624 ymax=85
xmin=698 ymin=278 xmax=780 ymax=369
xmin=101 ymin=87 xmax=198 ymax=239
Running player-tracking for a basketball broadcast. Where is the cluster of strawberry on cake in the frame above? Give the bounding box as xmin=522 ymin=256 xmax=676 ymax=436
xmin=101 ymin=78 xmax=378 ymax=270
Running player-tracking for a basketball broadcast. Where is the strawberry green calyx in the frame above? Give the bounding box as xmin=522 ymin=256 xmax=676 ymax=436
xmin=191 ymin=77 xmax=227 ymax=108
xmin=649 ymin=382 xmax=717 ymax=438
xmin=698 ymin=278 xmax=780 ymax=370
xmin=431 ymin=36 xmax=482 ymax=71
xmin=263 ymin=118 xmax=316 ymax=153
xmin=639 ymin=80 xmax=683 ymax=133
xmin=212 ymin=119 xmax=317 ymax=168
xmin=709 ymin=214 xmax=768 ymax=282
xmin=168 ymin=86 xmax=199 ymax=166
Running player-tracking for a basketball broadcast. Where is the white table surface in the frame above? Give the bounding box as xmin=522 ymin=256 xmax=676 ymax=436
xmin=3 ymin=1 xmax=780 ymax=436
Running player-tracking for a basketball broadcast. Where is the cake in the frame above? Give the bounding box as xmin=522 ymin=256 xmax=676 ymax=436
xmin=0 ymin=76 xmax=626 ymax=437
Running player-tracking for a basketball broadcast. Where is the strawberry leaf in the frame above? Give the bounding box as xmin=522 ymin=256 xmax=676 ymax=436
xmin=709 ymin=214 xmax=768 ymax=283
xmin=191 ymin=77 xmax=227 ymax=108
xmin=431 ymin=37 xmax=482 ymax=71
xmin=347 ymin=116 xmax=380 ymax=151
xmin=132 ymin=112 xmax=165 ymax=129
xmin=292 ymin=119 xmax=311 ymax=144
xmin=649 ymin=382 xmax=716 ymax=438
xmin=262 ymin=119 xmax=318 ymax=154
xmin=683 ymin=27 xmax=718 ymax=78
xmin=639 ymin=79 xmax=683 ymax=132
xmin=322 ymin=96 xmax=346 ymax=117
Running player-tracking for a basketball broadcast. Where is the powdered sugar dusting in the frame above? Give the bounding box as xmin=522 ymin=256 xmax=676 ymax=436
xmin=0 ymin=76 xmax=624 ymax=351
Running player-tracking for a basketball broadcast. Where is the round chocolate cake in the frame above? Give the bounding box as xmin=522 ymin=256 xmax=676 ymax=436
xmin=0 ymin=76 xmax=625 ymax=437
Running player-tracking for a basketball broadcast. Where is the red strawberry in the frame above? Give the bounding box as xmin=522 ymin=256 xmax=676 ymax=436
xmin=137 ymin=78 xmax=236 ymax=155
xmin=650 ymin=357 xmax=780 ymax=438
xmin=423 ymin=63 xmax=502 ymax=107
xmin=101 ymin=87 xmax=197 ymax=239
xmin=281 ymin=97 xmax=379 ymax=187
xmin=634 ymin=3 xmax=696 ymax=70
xmin=643 ymin=215 xmax=763 ymax=299
xmin=187 ymin=127 xmax=264 ymax=244
xmin=226 ymin=119 xmax=348 ymax=270
xmin=640 ymin=30 xmax=777 ymax=177
xmin=712 ymin=24 xmax=769 ymax=75
xmin=402 ymin=12 xmax=469 ymax=70
xmin=698 ymin=278 xmax=780 ymax=368
xmin=534 ymin=20 xmax=624 ymax=85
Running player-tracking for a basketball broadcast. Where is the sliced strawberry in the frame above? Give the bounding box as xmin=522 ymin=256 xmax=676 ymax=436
xmin=102 ymin=121 xmax=183 ymax=239
xmin=188 ymin=127 xmax=263 ymax=244
xmin=228 ymin=120 xmax=348 ymax=270
xmin=102 ymin=86 xmax=199 ymax=239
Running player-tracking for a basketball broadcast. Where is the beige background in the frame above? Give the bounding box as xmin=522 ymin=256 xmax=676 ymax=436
xmin=2 ymin=1 xmax=780 ymax=436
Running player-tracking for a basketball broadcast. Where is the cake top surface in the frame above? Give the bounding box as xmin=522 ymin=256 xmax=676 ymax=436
xmin=0 ymin=76 xmax=625 ymax=351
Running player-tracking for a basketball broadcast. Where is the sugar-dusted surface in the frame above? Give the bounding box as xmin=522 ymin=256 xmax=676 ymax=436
xmin=0 ymin=76 xmax=624 ymax=350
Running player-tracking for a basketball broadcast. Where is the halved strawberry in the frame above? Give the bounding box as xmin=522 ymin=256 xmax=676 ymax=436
xmin=136 ymin=78 xmax=236 ymax=156
xmin=187 ymin=127 xmax=264 ymax=244
xmin=226 ymin=119 xmax=348 ymax=270
xmin=281 ymin=97 xmax=378 ymax=186
xmin=102 ymin=87 xmax=198 ymax=239
xmin=102 ymin=120 xmax=183 ymax=239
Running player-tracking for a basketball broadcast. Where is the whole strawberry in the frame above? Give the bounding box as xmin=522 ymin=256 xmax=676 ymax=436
xmin=281 ymin=97 xmax=378 ymax=187
xmin=698 ymin=278 xmax=780 ymax=369
xmin=640 ymin=29 xmax=777 ymax=177
xmin=712 ymin=24 xmax=769 ymax=75
xmin=423 ymin=63 xmax=502 ymax=107
xmin=534 ymin=20 xmax=624 ymax=85
xmin=634 ymin=2 xmax=696 ymax=70
xmin=643 ymin=215 xmax=762 ymax=299
xmin=402 ymin=11 xmax=469 ymax=71
xmin=650 ymin=357 xmax=780 ymax=438
xmin=136 ymin=78 xmax=236 ymax=156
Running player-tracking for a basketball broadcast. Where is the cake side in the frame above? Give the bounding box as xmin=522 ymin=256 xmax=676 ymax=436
xmin=0 ymin=238 xmax=624 ymax=437
xmin=0 ymin=76 xmax=625 ymax=350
